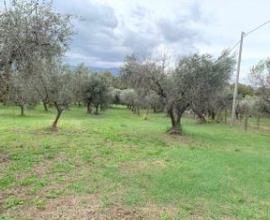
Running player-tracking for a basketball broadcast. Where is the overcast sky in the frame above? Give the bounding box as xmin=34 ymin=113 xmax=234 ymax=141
xmin=53 ymin=0 xmax=270 ymax=82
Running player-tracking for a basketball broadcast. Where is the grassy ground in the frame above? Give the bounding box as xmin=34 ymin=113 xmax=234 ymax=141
xmin=0 ymin=105 xmax=270 ymax=220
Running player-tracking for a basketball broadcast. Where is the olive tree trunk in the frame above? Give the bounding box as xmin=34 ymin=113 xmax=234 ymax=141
xmin=52 ymin=103 xmax=63 ymax=130
xmin=20 ymin=105 xmax=25 ymax=116
xmin=87 ymin=102 xmax=92 ymax=114
xmin=211 ymin=112 xmax=215 ymax=121
xmin=43 ymin=100 xmax=48 ymax=112
xmin=167 ymin=107 xmax=183 ymax=135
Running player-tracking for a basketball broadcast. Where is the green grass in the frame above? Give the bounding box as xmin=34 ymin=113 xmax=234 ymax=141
xmin=0 ymin=105 xmax=270 ymax=219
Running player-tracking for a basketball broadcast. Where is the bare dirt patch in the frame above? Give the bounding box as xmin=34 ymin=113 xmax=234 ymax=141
xmin=3 ymin=195 xmax=145 ymax=220
xmin=119 ymin=159 xmax=167 ymax=176
xmin=163 ymin=133 xmax=194 ymax=144
xmin=0 ymin=153 xmax=10 ymax=179
xmin=0 ymin=153 xmax=10 ymax=164
xmin=32 ymin=160 xmax=53 ymax=177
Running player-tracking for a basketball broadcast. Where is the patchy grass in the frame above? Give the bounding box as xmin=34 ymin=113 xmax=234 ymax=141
xmin=0 ymin=105 xmax=270 ymax=219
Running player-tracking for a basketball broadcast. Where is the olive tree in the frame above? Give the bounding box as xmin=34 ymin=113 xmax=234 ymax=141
xmin=49 ymin=65 xmax=73 ymax=129
xmin=8 ymin=71 xmax=39 ymax=116
xmin=237 ymin=96 xmax=256 ymax=130
xmin=250 ymin=59 xmax=270 ymax=115
xmin=121 ymin=52 xmax=234 ymax=134
xmin=0 ymin=0 xmax=72 ymax=105
xmin=184 ymin=53 xmax=235 ymax=122
xmin=252 ymin=98 xmax=269 ymax=128
xmin=119 ymin=89 xmax=140 ymax=113
xmin=208 ymin=87 xmax=233 ymax=123
xmin=146 ymin=92 xmax=164 ymax=113
xmin=110 ymin=88 xmax=122 ymax=105
xmin=30 ymin=59 xmax=73 ymax=129
xmin=83 ymin=73 xmax=111 ymax=115
xmin=120 ymin=55 xmax=186 ymax=133
xmin=72 ymin=63 xmax=90 ymax=106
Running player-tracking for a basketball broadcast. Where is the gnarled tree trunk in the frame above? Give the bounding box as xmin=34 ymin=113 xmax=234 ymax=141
xmin=167 ymin=106 xmax=184 ymax=135
xmin=52 ymin=103 xmax=63 ymax=130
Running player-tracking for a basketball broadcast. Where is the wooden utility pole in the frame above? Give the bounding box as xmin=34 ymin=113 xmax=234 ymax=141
xmin=231 ymin=31 xmax=245 ymax=124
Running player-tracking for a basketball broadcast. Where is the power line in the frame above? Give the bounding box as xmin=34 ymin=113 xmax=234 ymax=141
xmin=229 ymin=19 xmax=270 ymax=53
xmin=245 ymin=20 xmax=270 ymax=36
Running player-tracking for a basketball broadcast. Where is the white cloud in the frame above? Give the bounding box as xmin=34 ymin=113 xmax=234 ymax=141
xmin=54 ymin=0 xmax=270 ymax=82
xmin=54 ymin=0 xmax=205 ymax=67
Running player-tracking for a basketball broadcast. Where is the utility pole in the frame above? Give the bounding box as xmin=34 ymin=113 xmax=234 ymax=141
xmin=231 ymin=31 xmax=245 ymax=124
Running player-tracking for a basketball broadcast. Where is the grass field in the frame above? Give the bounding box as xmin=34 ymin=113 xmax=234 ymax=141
xmin=0 ymin=105 xmax=270 ymax=220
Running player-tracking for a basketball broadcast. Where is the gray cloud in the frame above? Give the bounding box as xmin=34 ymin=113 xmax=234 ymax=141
xmin=158 ymin=19 xmax=197 ymax=43
xmin=53 ymin=0 xmax=205 ymax=67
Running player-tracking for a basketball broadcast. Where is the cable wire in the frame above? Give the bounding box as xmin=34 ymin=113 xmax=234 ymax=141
xmin=245 ymin=20 xmax=270 ymax=36
xmin=228 ymin=19 xmax=270 ymax=53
